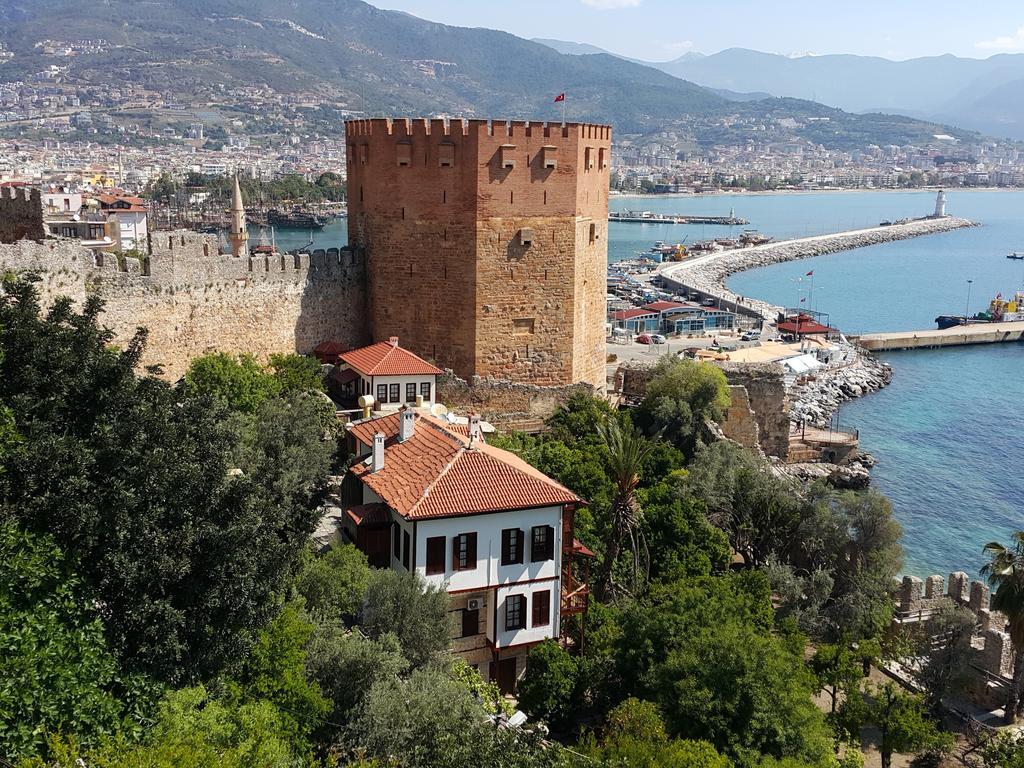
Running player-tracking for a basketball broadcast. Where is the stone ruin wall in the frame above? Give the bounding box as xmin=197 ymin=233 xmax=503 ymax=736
xmin=0 ymin=232 xmax=367 ymax=378
xmin=617 ymin=361 xmax=789 ymax=459
xmin=437 ymin=371 xmax=594 ymax=431
xmin=896 ymin=572 xmax=1013 ymax=709
xmin=0 ymin=187 xmax=45 ymax=244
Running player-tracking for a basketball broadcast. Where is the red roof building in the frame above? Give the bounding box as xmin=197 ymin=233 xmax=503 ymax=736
xmin=341 ymin=407 xmax=591 ymax=693
xmin=334 ymin=337 xmax=442 ymax=409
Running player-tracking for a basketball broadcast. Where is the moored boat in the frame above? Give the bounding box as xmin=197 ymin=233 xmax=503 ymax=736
xmin=935 ymin=291 xmax=1024 ymax=328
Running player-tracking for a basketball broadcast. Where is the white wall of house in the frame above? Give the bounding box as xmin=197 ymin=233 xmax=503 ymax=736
xmin=115 ymin=211 xmax=147 ymax=251
xmin=363 ymin=373 xmax=437 ymax=409
xmin=495 ymin=581 xmax=560 ymax=648
xmin=412 ymin=506 xmax=563 ymax=594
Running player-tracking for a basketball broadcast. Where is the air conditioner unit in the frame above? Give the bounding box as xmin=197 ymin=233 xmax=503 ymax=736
xmin=467 ymin=597 xmax=483 ymax=612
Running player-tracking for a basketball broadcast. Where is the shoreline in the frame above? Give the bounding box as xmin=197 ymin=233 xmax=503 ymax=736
xmin=613 ymin=187 xmax=1019 ymax=199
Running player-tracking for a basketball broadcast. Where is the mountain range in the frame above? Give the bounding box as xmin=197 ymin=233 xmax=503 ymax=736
xmin=0 ymin=0 xmax=982 ymax=149
xmin=535 ymin=40 xmax=1024 ymax=140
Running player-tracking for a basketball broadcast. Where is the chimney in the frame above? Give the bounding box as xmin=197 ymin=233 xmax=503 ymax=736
xmin=468 ymin=413 xmax=481 ymax=449
xmin=399 ymin=408 xmax=415 ymax=442
xmin=389 ymin=336 xmax=399 ymax=347
xmin=372 ymin=432 xmax=385 ymax=472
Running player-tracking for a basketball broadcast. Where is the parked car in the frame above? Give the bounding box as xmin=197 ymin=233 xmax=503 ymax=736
xmin=741 ymin=330 xmax=761 ymax=341
xmin=701 ymin=297 xmax=717 ymax=307
xmin=649 ymin=333 xmax=667 ymax=344
xmin=635 ymin=333 xmax=652 ymax=344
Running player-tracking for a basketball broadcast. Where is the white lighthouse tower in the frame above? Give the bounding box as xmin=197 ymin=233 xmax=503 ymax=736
xmin=934 ymin=189 xmax=947 ymax=218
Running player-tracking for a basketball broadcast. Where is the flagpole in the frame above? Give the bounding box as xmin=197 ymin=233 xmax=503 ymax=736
xmin=562 ymin=92 xmax=566 ymax=125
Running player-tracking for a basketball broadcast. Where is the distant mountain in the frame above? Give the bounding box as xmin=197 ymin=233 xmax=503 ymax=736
xmin=648 ymin=48 xmax=1024 ymax=140
xmin=0 ymin=0 xmax=978 ymax=148
xmin=531 ymin=38 xmax=610 ymax=57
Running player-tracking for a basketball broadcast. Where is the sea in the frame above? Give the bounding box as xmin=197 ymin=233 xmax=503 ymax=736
xmin=264 ymin=189 xmax=1024 ymax=578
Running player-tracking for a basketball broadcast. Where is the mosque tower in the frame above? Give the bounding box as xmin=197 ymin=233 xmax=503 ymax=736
xmin=229 ymin=175 xmax=249 ymax=256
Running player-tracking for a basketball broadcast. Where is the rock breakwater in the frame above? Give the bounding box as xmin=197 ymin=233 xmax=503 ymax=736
xmin=659 ymin=216 xmax=978 ymax=320
xmin=789 ymin=345 xmax=892 ymax=427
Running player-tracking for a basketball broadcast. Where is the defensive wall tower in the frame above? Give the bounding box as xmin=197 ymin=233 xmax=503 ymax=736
xmin=345 ymin=118 xmax=612 ymax=390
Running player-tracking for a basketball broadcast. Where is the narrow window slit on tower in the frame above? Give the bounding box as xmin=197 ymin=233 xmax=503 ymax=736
xmin=510 ymin=191 xmax=514 ymax=204
xmin=543 ymin=190 xmax=547 ymax=205
xmin=402 ymin=207 xmax=406 ymax=220
xmin=443 ymin=190 xmax=446 ymax=203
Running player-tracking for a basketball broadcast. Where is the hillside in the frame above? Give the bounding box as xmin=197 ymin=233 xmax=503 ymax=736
xmin=0 ymin=0 xmax=977 ymax=148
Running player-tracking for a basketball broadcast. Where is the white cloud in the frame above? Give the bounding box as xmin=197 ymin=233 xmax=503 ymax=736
xmin=976 ymin=27 xmax=1024 ymax=51
xmin=580 ymin=0 xmax=643 ymax=9
xmin=664 ymin=40 xmax=695 ymax=53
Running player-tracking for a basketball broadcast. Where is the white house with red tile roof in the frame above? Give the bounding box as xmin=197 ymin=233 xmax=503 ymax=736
xmin=336 ymin=337 xmax=442 ymax=410
xmin=91 ymin=193 xmax=148 ymax=251
xmin=341 ymin=408 xmax=590 ymax=694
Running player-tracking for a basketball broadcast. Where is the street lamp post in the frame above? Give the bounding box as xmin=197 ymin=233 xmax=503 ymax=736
xmin=965 ymin=279 xmax=973 ymax=325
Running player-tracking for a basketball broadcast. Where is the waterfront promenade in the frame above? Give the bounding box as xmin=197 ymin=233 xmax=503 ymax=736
xmin=658 ymin=216 xmax=978 ymax=322
xmin=853 ymin=320 xmax=1024 ymax=351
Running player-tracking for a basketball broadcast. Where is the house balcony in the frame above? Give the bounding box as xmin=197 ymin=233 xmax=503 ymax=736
xmin=561 ymin=574 xmax=589 ymax=615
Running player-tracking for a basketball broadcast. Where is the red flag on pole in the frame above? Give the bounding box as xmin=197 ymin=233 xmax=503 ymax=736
xmin=554 ymin=93 xmax=565 ymax=103
xmin=805 ymin=270 xmax=814 ymax=276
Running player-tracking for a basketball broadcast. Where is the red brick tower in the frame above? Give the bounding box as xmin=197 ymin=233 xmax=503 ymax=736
xmin=345 ymin=118 xmax=611 ymax=390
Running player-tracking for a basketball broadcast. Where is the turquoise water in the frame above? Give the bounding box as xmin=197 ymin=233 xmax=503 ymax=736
xmin=719 ymin=190 xmax=1024 ymax=577
xmin=289 ymin=192 xmax=1022 ymax=577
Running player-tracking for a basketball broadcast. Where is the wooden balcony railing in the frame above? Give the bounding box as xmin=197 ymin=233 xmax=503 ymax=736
xmin=561 ymin=576 xmax=589 ymax=614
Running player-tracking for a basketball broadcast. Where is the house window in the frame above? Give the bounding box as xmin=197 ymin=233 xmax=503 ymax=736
xmin=377 ymin=384 xmax=387 ymax=404
xmin=531 ymin=525 xmax=554 ymax=562
xmin=393 ymin=524 xmax=401 ymax=561
xmin=402 ymin=530 xmax=410 ymax=570
xmin=420 ymin=382 xmax=432 ymax=400
xmin=426 ymin=536 xmax=445 ymax=575
xmin=532 ymin=589 xmax=551 ymax=627
xmin=406 ymin=383 xmax=417 ymax=403
xmin=453 ymin=532 xmax=477 ymax=571
xmin=389 ymin=383 xmax=400 ymax=403
xmin=505 ymin=594 xmax=526 ymax=631
xmin=462 ymin=608 xmax=480 ymax=637
xmin=501 ymin=528 xmax=523 ymax=566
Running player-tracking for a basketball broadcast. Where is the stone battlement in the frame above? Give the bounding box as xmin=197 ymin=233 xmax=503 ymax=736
xmin=0 ymin=186 xmax=44 ymax=244
xmin=0 ymin=232 xmax=367 ymax=378
xmin=345 ymin=118 xmax=611 ymax=141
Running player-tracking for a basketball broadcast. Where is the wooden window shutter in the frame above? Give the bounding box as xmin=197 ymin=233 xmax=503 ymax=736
xmin=501 ymin=529 xmax=511 ymax=565
xmin=532 ymin=590 xmax=550 ymax=627
xmin=545 ymin=525 xmax=555 ymax=560
xmin=452 ymin=536 xmax=460 ymax=571
xmin=426 ymin=536 xmax=445 ymax=575
xmin=467 ymin=532 xmax=477 ymax=569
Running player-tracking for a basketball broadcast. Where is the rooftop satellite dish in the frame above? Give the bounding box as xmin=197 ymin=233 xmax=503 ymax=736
xmin=430 ymin=403 xmax=448 ymax=418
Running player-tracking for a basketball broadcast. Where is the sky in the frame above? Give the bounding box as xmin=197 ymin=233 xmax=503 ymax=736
xmin=371 ymin=0 xmax=1024 ymax=61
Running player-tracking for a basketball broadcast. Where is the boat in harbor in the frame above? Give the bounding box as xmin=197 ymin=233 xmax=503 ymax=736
xmin=266 ymin=208 xmax=327 ymax=229
xmin=935 ymin=291 xmax=1024 ymax=329
xmin=1008 ymin=252 xmax=1024 ymax=260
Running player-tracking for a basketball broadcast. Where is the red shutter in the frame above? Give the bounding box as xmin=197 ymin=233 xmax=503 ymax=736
xmin=532 ymin=590 xmax=550 ymax=627
xmin=452 ymin=536 xmax=461 ymax=571
xmin=426 ymin=536 xmax=445 ymax=575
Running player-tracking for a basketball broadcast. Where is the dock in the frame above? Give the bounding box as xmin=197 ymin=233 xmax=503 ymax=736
xmin=853 ymin=321 xmax=1024 ymax=351
xmin=609 ymin=211 xmax=749 ymax=226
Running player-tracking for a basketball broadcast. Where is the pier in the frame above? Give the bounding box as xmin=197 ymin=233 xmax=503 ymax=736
xmin=609 ymin=211 xmax=749 ymax=226
xmin=852 ymin=321 xmax=1024 ymax=351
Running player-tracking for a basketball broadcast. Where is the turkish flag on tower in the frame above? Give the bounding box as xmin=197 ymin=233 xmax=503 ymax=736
xmin=805 ymin=270 xmax=814 ymax=276
xmin=554 ymin=93 xmax=566 ymax=103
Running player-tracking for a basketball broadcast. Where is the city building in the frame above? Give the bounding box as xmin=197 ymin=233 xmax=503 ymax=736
xmin=346 ymin=118 xmax=612 ymax=391
xmin=92 ymin=193 xmax=148 ymax=250
xmin=341 ymin=407 xmax=591 ymax=693
xmin=333 ymin=337 xmax=442 ymax=409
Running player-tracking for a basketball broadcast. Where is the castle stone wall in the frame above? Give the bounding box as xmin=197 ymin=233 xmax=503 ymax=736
xmin=0 ymin=187 xmax=45 ymax=244
xmin=346 ymin=118 xmax=611 ymax=390
xmin=0 ymin=233 xmax=366 ymax=378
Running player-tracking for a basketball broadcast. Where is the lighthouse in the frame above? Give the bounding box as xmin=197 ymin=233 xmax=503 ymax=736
xmin=228 ymin=175 xmax=249 ymax=256
xmin=934 ymin=189 xmax=947 ymax=218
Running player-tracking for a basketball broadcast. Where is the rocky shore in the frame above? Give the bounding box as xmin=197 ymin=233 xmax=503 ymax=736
xmin=659 ymin=216 xmax=978 ymax=320
xmin=788 ymin=346 xmax=893 ymax=428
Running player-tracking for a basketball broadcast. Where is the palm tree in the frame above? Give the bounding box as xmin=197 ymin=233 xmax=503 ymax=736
xmin=981 ymin=532 xmax=1024 ymax=724
xmin=597 ymin=418 xmax=657 ymax=600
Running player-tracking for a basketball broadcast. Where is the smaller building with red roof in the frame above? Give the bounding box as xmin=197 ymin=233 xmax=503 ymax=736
xmin=332 ymin=336 xmax=442 ymax=410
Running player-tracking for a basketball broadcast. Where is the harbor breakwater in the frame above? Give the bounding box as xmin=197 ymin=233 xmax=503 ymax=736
xmin=658 ymin=216 xmax=978 ymax=321
xmin=789 ymin=347 xmax=893 ymax=427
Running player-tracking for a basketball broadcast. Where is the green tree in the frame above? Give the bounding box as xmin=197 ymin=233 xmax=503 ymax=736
xmin=859 ymin=683 xmax=951 ymax=768
xmin=908 ymin=602 xmax=976 ymax=715
xmin=0 ymin=520 xmax=129 ymax=761
xmin=0 ymin=279 xmax=330 ymax=683
xmin=360 ymin=569 xmax=451 ymax=668
xmin=636 ymin=357 xmax=731 ymax=456
xmin=517 ymin=640 xmax=580 ymax=729
xmin=184 ymin=352 xmax=281 ymax=413
xmin=982 ymin=532 xmax=1024 ymax=723
xmin=294 ymin=544 xmax=371 ymax=624
xmin=269 ymin=353 xmax=325 ymax=395
xmin=598 ymin=418 xmax=660 ymax=598
xmin=981 ymin=731 xmax=1024 ymax=768
xmin=237 ymin=603 xmax=331 ymax=744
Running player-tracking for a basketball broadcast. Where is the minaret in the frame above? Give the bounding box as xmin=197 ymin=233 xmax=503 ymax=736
xmin=228 ymin=175 xmax=248 ymax=256
xmin=934 ymin=189 xmax=947 ymax=218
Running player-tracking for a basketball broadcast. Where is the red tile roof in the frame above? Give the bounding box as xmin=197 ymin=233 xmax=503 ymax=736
xmin=611 ymin=308 xmax=657 ymax=321
xmin=349 ymin=412 xmax=581 ymax=520
xmin=643 ymin=300 xmax=690 ymax=312
xmin=345 ymin=503 xmax=392 ymax=527
xmin=340 ymin=338 xmax=442 ymax=377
